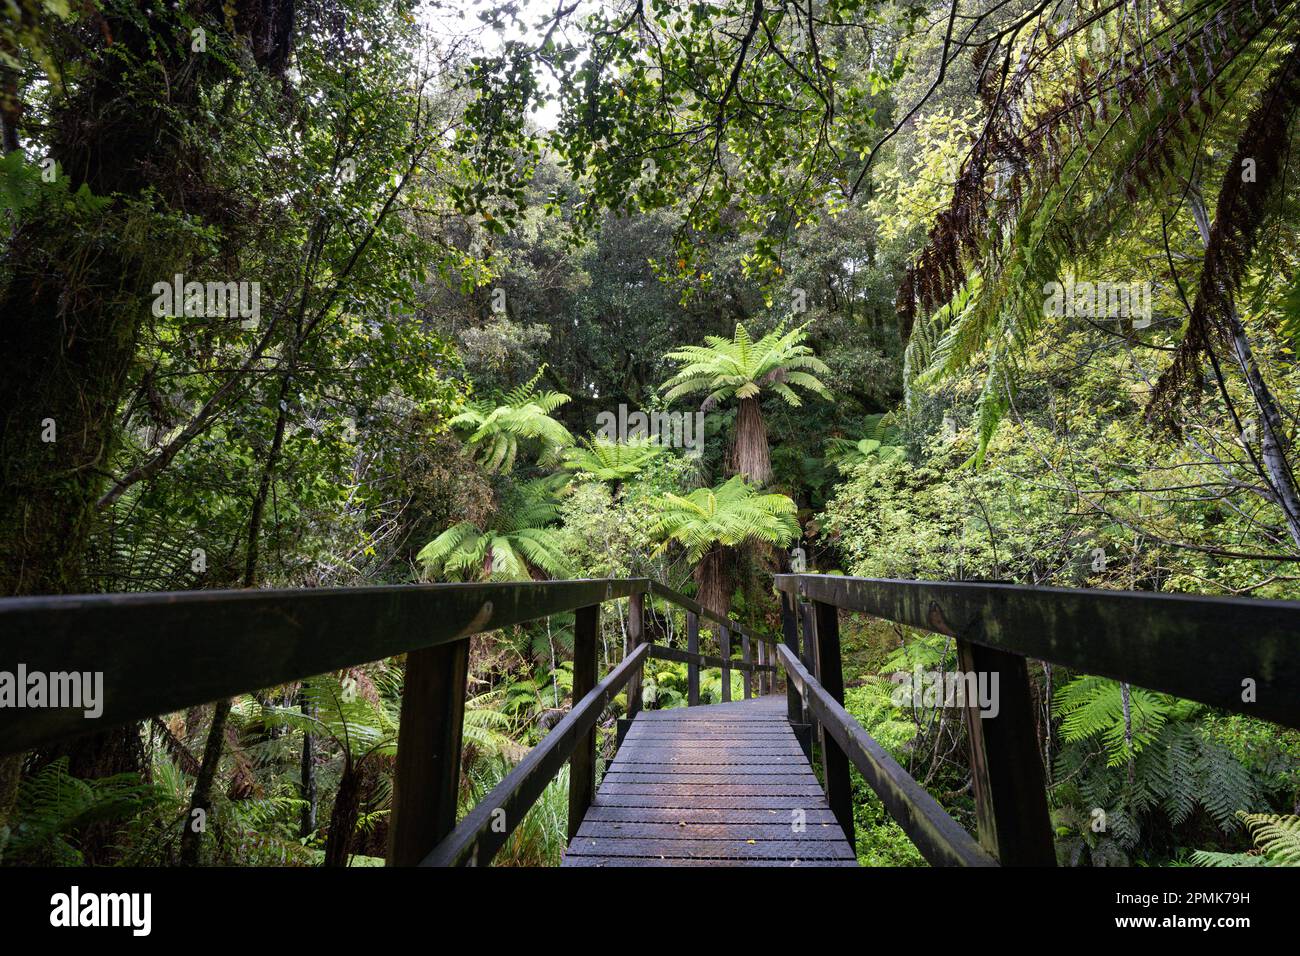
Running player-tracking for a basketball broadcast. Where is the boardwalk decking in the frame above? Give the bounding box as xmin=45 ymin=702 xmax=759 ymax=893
xmin=562 ymin=694 xmax=858 ymax=866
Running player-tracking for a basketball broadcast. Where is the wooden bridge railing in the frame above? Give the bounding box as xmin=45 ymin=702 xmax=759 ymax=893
xmin=0 ymin=576 xmax=771 ymax=867
xmin=429 ymin=580 xmax=778 ymax=866
xmin=772 ymin=573 xmax=1300 ymax=868
xmin=9 ymin=574 xmax=1292 ymax=868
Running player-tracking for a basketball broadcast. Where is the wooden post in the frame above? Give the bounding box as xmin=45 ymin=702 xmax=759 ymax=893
xmin=686 ymin=611 xmax=700 ymax=706
xmin=624 ymin=593 xmax=645 ymax=720
xmin=957 ymin=639 xmax=1056 ymax=865
xmin=720 ymin=625 xmax=732 ymax=702
xmin=800 ymin=602 xmax=820 ymax=732
xmin=756 ymin=641 xmax=766 ymax=695
xmin=813 ymin=600 xmax=854 ymax=845
xmin=387 ymin=640 xmax=470 ymax=865
xmin=741 ymin=632 xmax=751 ymax=700
xmin=567 ymin=603 xmax=600 ymax=842
xmin=780 ymin=591 xmax=801 ymax=722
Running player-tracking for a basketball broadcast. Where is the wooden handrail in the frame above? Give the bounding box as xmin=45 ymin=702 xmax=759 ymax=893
xmin=774 ymin=574 xmax=1300 ymax=728
xmin=774 ymin=572 xmax=1300 ymax=867
xmin=423 ymin=643 xmax=651 ymax=867
xmin=0 ymin=578 xmax=650 ymax=757
xmin=0 ymin=575 xmax=777 ymax=867
xmin=775 ymin=643 xmax=995 ymax=867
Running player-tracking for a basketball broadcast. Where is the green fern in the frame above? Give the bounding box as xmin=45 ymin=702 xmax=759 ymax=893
xmin=1194 ymin=813 xmax=1300 ymax=866
xmin=1053 ymin=676 xmax=1195 ymax=766
xmin=418 ymin=475 xmax=573 ymax=581
xmin=662 ymin=319 xmax=831 ymax=410
xmin=564 ymin=434 xmax=666 ymax=482
xmin=4 ymin=758 xmax=167 ymax=865
xmin=451 ymin=367 xmax=573 ymax=473
xmin=825 ymin=413 xmax=907 ymax=471
xmin=649 ymin=475 xmax=800 ymax=562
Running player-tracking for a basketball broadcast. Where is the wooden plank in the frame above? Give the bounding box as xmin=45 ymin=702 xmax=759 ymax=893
xmin=596 ymin=783 xmax=827 ymax=796
xmin=624 ymin=728 xmax=795 ymax=738
xmin=615 ymin=736 xmax=804 ymax=749
xmin=623 ymin=729 xmax=789 ymax=737
xmin=567 ymin=604 xmax=600 ymax=842
xmin=386 ymin=640 xmax=469 ymax=866
xmin=609 ymin=753 xmax=812 ymax=766
xmin=630 ymin=711 xmax=788 ymax=722
xmin=958 ymin=638 xmax=1056 ymax=866
xmin=774 ymin=574 xmax=1300 ymax=729
xmin=567 ymin=689 xmax=858 ymax=867
xmin=777 ymin=643 xmax=995 ymax=867
xmin=610 ymin=764 xmax=811 ymax=775
xmin=565 ymin=837 xmax=855 ymax=860
xmin=626 ymin=713 xmax=788 ymax=724
xmin=576 ymin=821 xmax=847 ymax=841
xmin=600 ymin=773 xmax=823 ymax=785
xmin=621 ymin=739 xmax=793 ymax=747
xmin=613 ymin=743 xmax=805 ymax=756
xmin=423 ymin=643 xmax=650 ymax=866
xmin=583 ymin=806 xmax=839 ymax=826
xmin=562 ymin=856 xmax=858 ymax=867
xmin=592 ymin=794 xmax=829 ymax=809
xmin=0 ymin=577 xmax=649 ymax=756
xmin=607 ymin=763 xmax=811 ymax=774
xmin=813 ymin=600 xmax=855 ymax=845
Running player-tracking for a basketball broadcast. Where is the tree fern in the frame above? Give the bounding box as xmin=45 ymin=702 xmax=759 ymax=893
xmin=564 ymin=434 xmax=666 ymax=483
xmin=451 ymin=367 xmax=574 ymax=473
xmin=648 ymin=475 xmax=800 ymax=562
xmin=1194 ymin=812 xmax=1300 ymax=865
xmin=418 ymin=476 xmax=572 ymax=581
xmin=898 ymin=1 xmax=1300 ymax=454
xmin=1053 ymin=676 xmax=1191 ymax=766
xmin=825 ymin=413 xmax=907 ymax=471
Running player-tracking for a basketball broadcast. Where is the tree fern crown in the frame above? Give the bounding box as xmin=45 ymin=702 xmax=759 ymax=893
xmin=661 ymin=319 xmax=832 ymax=410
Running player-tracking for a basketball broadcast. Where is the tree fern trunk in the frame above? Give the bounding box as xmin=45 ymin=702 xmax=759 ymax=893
xmin=695 ymin=544 xmax=734 ymax=618
xmin=727 ymin=396 xmax=772 ymax=485
xmin=299 ymin=692 xmax=317 ymax=839
xmin=324 ymin=758 xmax=363 ymax=867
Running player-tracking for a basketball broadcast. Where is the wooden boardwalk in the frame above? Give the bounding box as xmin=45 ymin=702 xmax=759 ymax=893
xmin=562 ymin=694 xmax=858 ymax=866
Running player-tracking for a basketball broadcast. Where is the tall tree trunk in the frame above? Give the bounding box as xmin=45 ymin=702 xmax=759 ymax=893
xmin=299 ymin=691 xmax=317 ymax=838
xmin=0 ymin=66 xmax=20 ymax=155
xmin=180 ymin=373 xmax=293 ymax=864
xmin=726 ymin=396 xmax=771 ymax=485
xmin=1188 ymin=192 xmax=1300 ymax=548
xmin=0 ymin=1 xmax=296 ymax=839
